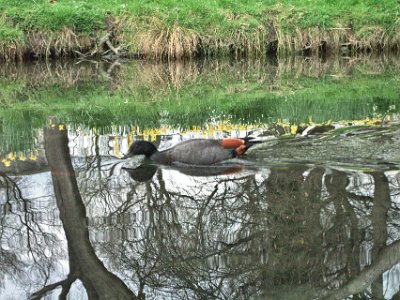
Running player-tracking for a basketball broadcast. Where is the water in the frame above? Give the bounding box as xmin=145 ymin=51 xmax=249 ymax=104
xmin=1 ymin=57 xmax=400 ymax=299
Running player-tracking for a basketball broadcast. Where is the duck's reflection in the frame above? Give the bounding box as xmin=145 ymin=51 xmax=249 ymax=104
xmin=123 ymin=162 xmax=246 ymax=182
xmin=123 ymin=164 xmax=159 ymax=182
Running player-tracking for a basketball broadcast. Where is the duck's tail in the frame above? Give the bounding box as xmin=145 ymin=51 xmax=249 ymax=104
xmin=243 ymin=136 xmax=263 ymax=148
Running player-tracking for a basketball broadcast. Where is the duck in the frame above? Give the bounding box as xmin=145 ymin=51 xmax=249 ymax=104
xmin=122 ymin=137 xmax=261 ymax=165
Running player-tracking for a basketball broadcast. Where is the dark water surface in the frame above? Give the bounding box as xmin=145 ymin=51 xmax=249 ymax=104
xmin=1 ymin=57 xmax=400 ymax=299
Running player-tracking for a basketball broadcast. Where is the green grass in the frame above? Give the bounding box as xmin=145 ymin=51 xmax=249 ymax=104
xmin=0 ymin=0 xmax=399 ymax=59
xmin=4 ymin=2 xmax=105 ymax=32
xmin=0 ymin=25 xmax=24 ymax=42
xmin=0 ymin=14 xmax=24 ymax=43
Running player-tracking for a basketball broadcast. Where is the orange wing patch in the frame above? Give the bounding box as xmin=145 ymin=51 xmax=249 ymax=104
xmin=221 ymin=138 xmax=244 ymax=149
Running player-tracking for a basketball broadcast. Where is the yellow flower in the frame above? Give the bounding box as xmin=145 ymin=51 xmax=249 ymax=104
xmin=58 ymin=124 xmax=65 ymax=131
xmin=7 ymin=152 xmax=16 ymax=161
xmin=19 ymin=154 xmax=27 ymax=161
xmin=290 ymin=125 xmax=298 ymax=135
xmin=29 ymin=154 xmax=37 ymax=161
xmin=366 ymin=118 xmax=381 ymax=126
xmin=160 ymin=127 xmax=168 ymax=134
xmin=2 ymin=159 xmax=11 ymax=167
xmin=114 ymin=136 xmax=120 ymax=154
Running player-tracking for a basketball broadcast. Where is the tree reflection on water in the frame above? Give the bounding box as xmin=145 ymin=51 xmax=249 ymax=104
xmin=0 ymin=125 xmax=400 ymax=299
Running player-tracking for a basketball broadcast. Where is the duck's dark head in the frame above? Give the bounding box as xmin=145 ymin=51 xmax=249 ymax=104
xmin=123 ymin=141 xmax=158 ymax=159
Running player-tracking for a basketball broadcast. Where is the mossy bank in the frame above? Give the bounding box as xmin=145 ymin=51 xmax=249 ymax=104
xmin=0 ymin=0 xmax=399 ymax=61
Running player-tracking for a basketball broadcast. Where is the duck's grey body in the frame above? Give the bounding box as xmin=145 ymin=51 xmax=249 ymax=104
xmin=151 ymin=139 xmax=233 ymax=165
xmin=123 ymin=138 xmax=259 ymax=166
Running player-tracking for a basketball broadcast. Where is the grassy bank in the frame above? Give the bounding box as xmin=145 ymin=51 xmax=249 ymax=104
xmin=0 ymin=0 xmax=399 ymax=60
xmin=1 ymin=57 xmax=400 ymax=152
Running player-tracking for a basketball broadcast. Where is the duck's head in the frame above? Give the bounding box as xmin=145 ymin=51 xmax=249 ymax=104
xmin=122 ymin=141 xmax=158 ymax=159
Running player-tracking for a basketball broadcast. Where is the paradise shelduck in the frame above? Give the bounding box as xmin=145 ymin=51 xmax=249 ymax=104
xmin=122 ymin=137 xmax=261 ymax=165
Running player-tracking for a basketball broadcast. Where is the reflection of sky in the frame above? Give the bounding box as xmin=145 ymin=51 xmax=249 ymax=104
xmin=1 ymin=155 xmax=400 ymax=298
xmin=384 ymin=263 xmax=400 ymax=299
xmin=0 ymin=172 xmax=68 ymax=299
xmin=385 ymin=171 xmax=400 ymax=298
xmin=19 ymin=171 xmax=54 ymax=201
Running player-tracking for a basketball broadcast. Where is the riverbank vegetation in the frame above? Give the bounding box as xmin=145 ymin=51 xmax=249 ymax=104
xmin=0 ymin=0 xmax=399 ymax=60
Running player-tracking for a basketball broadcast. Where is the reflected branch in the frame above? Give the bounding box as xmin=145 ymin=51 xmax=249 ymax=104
xmin=31 ymin=275 xmax=77 ymax=300
xmin=42 ymin=124 xmax=137 ymax=299
xmin=323 ymin=240 xmax=400 ymax=300
xmin=0 ymin=172 xmax=57 ymax=279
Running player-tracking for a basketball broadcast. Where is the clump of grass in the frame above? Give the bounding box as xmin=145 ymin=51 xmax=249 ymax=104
xmin=275 ymin=23 xmax=400 ymax=56
xmin=141 ymin=23 xmax=200 ymax=60
xmin=267 ymin=2 xmax=400 ymax=55
xmin=120 ymin=16 xmax=200 ymax=60
xmin=0 ymin=14 xmax=25 ymax=60
xmin=25 ymin=27 xmax=94 ymax=58
xmin=120 ymin=13 xmax=270 ymax=60
xmin=0 ymin=1 xmax=103 ymax=59
xmin=352 ymin=23 xmax=400 ymax=53
xmin=199 ymin=11 xmax=270 ymax=58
